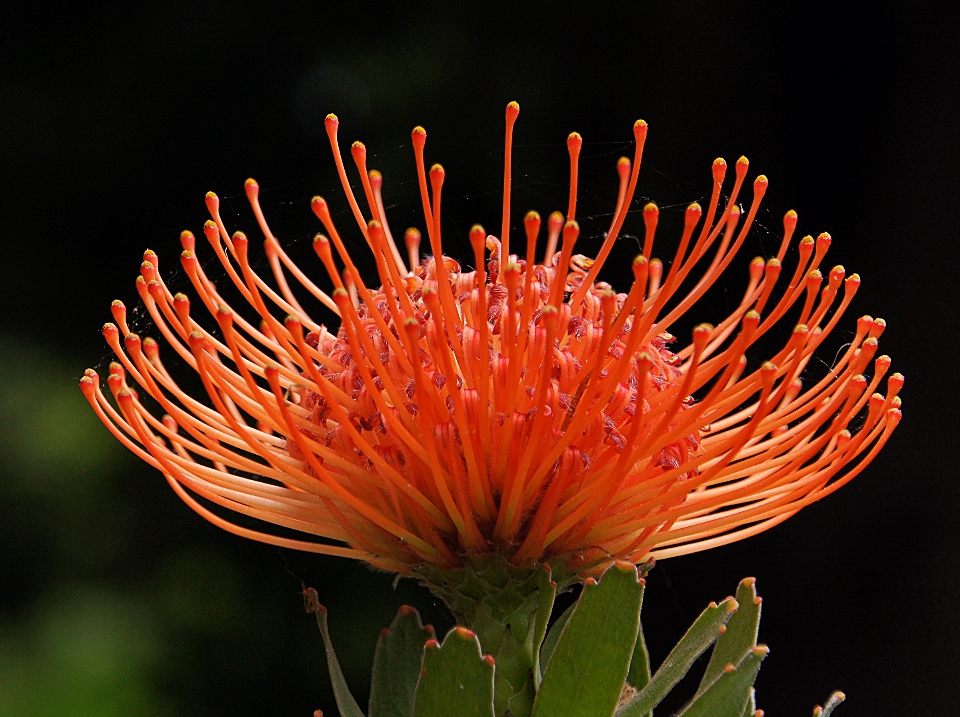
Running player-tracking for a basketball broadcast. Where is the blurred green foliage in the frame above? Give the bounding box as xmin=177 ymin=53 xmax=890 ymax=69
xmin=0 ymin=336 xmax=450 ymax=716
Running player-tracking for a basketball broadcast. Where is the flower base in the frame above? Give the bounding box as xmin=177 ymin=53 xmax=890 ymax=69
xmin=308 ymin=565 xmax=847 ymax=717
xmin=413 ymin=554 xmax=576 ymax=716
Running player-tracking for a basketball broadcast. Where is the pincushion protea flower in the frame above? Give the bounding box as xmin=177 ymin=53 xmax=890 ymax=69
xmin=80 ymin=102 xmax=902 ymax=579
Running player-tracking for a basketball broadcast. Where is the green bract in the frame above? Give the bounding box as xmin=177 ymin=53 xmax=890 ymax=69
xmin=308 ymin=566 xmax=845 ymax=717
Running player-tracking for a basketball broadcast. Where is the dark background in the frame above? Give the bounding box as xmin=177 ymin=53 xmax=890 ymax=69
xmin=1 ymin=1 xmax=957 ymax=715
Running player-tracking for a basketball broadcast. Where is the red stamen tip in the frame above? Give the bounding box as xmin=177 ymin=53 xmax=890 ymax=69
xmin=412 ymin=126 xmax=427 ymax=149
xmin=204 ymin=191 xmax=219 ymax=213
xmin=244 ymin=178 xmax=259 ymax=200
xmin=693 ymin=324 xmax=713 ymax=348
xmin=712 ymin=161 xmax=727 ymax=188
xmin=79 ymin=375 xmax=96 ymax=397
xmin=311 ymin=196 xmax=330 ymax=223
xmin=179 ymin=230 xmax=195 ymax=251
xmin=143 ymin=337 xmax=159 ymax=361
xmin=567 ymin=132 xmax=582 ymax=151
xmin=324 ymin=114 xmax=339 ymax=132
xmin=369 ymin=169 xmax=382 ymax=189
xmin=506 ymin=101 xmax=520 ymax=121
xmin=405 ymin=227 xmax=422 ymax=249
xmin=332 ymin=288 xmax=351 ymax=306
xmin=469 ymin=224 xmax=486 ymax=249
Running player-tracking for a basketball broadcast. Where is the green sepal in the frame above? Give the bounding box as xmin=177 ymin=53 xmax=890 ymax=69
xmin=699 ymin=578 xmax=761 ymax=692
xmin=415 ymin=556 xmax=575 ymax=717
xmin=676 ymin=645 xmax=768 ymax=717
xmin=304 ymin=588 xmax=365 ymax=717
xmin=625 ymin=578 xmax=650 ymax=691
xmin=369 ymin=605 xmax=436 ymax=717
xmin=533 ymin=562 xmax=642 ymax=717
xmin=741 ymin=687 xmax=757 ymax=717
xmin=813 ymin=691 xmax=846 ymax=717
xmin=617 ymin=596 xmax=739 ymax=717
xmin=532 ymin=564 xmax=557 ymax=688
xmin=539 ymin=600 xmax=574 ymax=673
xmin=413 ymin=626 xmax=495 ymax=717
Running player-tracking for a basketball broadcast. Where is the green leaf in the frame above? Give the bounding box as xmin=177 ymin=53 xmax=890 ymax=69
xmin=617 ymin=597 xmax=739 ymax=717
xmin=533 ymin=564 xmax=557 ymax=688
xmin=304 ymin=588 xmax=365 ymax=717
xmin=533 ymin=563 xmax=642 ymax=717
xmin=625 ymin=579 xmax=650 ymax=691
xmin=539 ymin=601 xmax=574 ymax=673
xmin=699 ymin=578 xmax=762 ymax=692
xmin=813 ymin=691 xmax=846 ymax=717
xmin=413 ymin=626 xmax=495 ymax=717
xmin=740 ymin=687 xmax=756 ymax=717
xmin=369 ymin=605 xmax=435 ymax=717
xmin=676 ymin=645 xmax=768 ymax=717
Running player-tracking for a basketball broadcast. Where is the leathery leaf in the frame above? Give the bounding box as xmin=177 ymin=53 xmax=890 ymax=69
xmin=539 ymin=600 xmax=574 ymax=674
xmin=698 ymin=578 xmax=761 ymax=693
xmin=369 ymin=605 xmax=436 ymax=717
xmin=677 ymin=645 xmax=768 ymax=717
xmin=533 ymin=562 xmax=642 ymax=717
xmin=304 ymin=588 xmax=365 ymax=717
xmin=813 ymin=691 xmax=846 ymax=717
xmin=413 ymin=626 xmax=495 ymax=717
xmin=532 ymin=563 xmax=558 ymax=688
xmin=617 ymin=596 xmax=739 ymax=717
xmin=625 ymin=578 xmax=650 ymax=691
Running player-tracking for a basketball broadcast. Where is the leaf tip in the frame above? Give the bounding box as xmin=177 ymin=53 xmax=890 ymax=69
xmin=454 ymin=626 xmax=477 ymax=640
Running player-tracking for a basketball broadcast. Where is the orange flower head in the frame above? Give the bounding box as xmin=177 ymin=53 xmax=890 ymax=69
xmin=81 ymin=102 xmax=902 ymax=576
